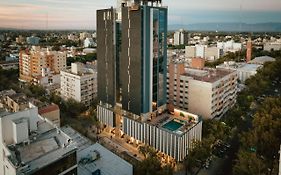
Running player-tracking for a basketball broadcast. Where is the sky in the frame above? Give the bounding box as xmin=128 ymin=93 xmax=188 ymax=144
xmin=0 ymin=0 xmax=281 ymax=30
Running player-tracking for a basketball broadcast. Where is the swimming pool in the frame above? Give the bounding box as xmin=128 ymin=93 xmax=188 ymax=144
xmin=162 ymin=119 xmax=184 ymax=131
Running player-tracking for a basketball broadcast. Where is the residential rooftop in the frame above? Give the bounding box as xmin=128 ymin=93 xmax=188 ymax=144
xmin=216 ymin=61 xmax=262 ymax=72
xmin=183 ymin=67 xmax=236 ymax=83
xmin=249 ymin=55 xmax=276 ymax=65
xmin=7 ymin=121 xmax=77 ymax=174
xmin=147 ymin=109 xmax=201 ymax=136
xmin=77 ymin=143 xmax=133 ymax=175
xmin=238 ymin=63 xmax=262 ymax=72
xmin=60 ymin=125 xmax=92 ymax=152
xmin=7 ymin=93 xmax=28 ymax=104
xmin=38 ymin=104 xmax=59 ymax=115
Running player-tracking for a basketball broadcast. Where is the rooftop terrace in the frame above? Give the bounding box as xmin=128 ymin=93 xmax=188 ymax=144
xmin=147 ymin=109 xmax=201 ymax=135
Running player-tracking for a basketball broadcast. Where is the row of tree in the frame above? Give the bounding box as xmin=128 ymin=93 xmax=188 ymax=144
xmin=226 ymin=54 xmax=281 ymax=174
xmin=233 ymin=97 xmax=281 ymax=175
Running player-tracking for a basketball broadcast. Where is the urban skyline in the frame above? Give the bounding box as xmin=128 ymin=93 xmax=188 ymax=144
xmin=0 ymin=0 xmax=281 ymax=174
xmin=0 ymin=0 xmax=281 ymax=30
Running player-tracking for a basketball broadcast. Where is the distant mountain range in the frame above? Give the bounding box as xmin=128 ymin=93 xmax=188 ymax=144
xmin=1 ymin=22 xmax=281 ymax=32
xmin=169 ymin=22 xmax=281 ymax=32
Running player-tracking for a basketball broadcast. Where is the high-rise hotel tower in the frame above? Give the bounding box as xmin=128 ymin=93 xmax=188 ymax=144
xmin=97 ymin=0 xmax=202 ymax=162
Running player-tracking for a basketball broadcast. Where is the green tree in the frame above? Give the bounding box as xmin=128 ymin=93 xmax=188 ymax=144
xmin=233 ymin=150 xmax=267 ymax=175
xmin=234 ymin=97 xmax=281 ymax=175
xmin=135 ymin=145 xmax=174 ymax=175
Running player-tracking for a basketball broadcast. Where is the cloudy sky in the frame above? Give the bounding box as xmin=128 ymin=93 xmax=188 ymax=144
xmin=0 ymin=0 xmax=281 ymax=29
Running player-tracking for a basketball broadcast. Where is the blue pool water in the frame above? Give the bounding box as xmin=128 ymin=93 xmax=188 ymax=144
xmin=162 ymin=119 xmax=184 ymax=131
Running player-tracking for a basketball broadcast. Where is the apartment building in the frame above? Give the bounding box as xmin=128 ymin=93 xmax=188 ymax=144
xmin=167 ymin=63 xmax=238 ymax=119
xmin=60 ymin=62 xmax=97 ymax=106
xmin=174 ymin=29 xmax=188 ymax=46
xmin=217 ymin=40 xmax=242 ymax=53
xmin=19 ymin=46 xmax=66 ymax=84
xmin=185 ymin=45 xmax=223 ymax=61
xmin=0 ymin=104 xmax=77 ymax=175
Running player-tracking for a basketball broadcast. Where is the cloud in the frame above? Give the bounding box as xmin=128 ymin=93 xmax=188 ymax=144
xmin=165 ymin=0 xmax=281 ymax=12
xmin=0 ymin=0 xmax=280 ymax=30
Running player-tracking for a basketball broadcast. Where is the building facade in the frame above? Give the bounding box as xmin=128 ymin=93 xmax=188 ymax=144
xmin=97 ymin=0 xmax=202 ymax=162
xmin=167 ymin=63 xmax=238 ymax=119
xmin=185 ymin=45 xmax=223 ymax=61
xmin=19 ymin=46 xmax=66 ymax=83
xmin=217 ymin=40 xmax=242 ymax=53
xmin=60 ymin=62 xmax=97 ymax=106
xmin=174 ymin=29 xmax=188 ymax=46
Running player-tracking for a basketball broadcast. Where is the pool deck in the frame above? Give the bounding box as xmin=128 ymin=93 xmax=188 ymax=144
xmin=146 ymin=111 xmax=199 ymax=134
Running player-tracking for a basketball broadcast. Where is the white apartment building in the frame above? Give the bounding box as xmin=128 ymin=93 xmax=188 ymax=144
xmin=34 ymin=68 xmax=61 ymax=90
xmin=0 ymin=104 xmax=77 ymax=175
xmin=60 ymin=62 xmax=97 ymax=106
xmin=216 ymin=61 xmax=262 ymax=83
xmin=217 ymin=40 xmax=242 ymax=53
xmin=174 ymin=29 xmax=188 ymax=46
xmin=264 ymin=42 xmax=281 ymax=51
xmin=84 ymin=38 xmax=96 ymax=48
xmin=167 ymin=64 xmax=238 ymax=119
xmin=185 ymin=45 xmax=223 ymax=61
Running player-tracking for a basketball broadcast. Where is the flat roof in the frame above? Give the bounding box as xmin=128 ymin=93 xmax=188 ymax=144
xmin=0 ymin=108 xmax=11 ymax=118
xmin=38 ymin=104 xmax=59 ymax=115
xmin=60 ymin=125 xmax=92 ymax=152
xmin=7 ymin=125 xmax=77 ymax=174
xmin=183 ymin=68 xmax=235 ymax=83
xmin=249 ymin=56 xmax=276 ymax=64
xmin=77 ymin=143 xmax=133 ymax=175
xmin=237 ymin=63 xmax=262 ymax=72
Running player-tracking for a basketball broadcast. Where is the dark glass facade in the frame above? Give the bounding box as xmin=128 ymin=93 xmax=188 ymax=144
xmin=121 ymin=5 xmax=167 ymax=115
xmin=97 ymin=8 xmax=117 ymax=106
xmin=97 ymin=4 xmax=167 ymax=116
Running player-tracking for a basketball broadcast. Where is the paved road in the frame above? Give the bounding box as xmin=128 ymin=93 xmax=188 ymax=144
xmin=197 ymin=157 xmax=225 ymax=175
